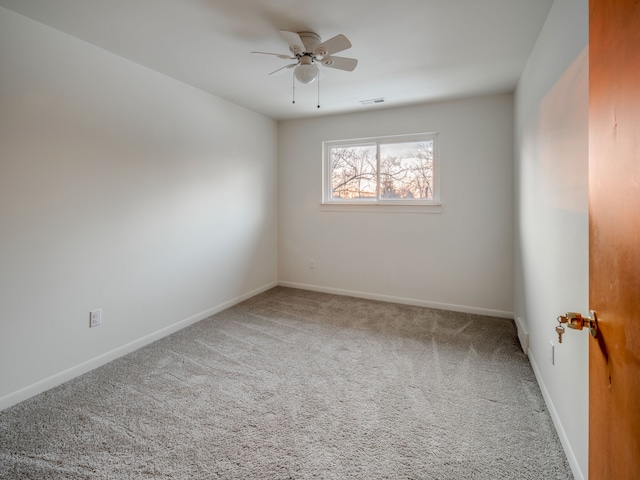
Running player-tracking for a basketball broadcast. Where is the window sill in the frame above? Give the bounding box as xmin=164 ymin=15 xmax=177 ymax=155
xmin=319 ymin=203 xmax=443 ymax=214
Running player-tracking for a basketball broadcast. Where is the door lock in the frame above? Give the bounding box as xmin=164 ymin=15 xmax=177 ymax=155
xmin=556 ymin=310 xmax=598 ymax=343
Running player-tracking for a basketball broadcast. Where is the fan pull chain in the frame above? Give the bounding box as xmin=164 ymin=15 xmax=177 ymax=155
xmin=317 ymin=68 xmax=321 ymax=109
xmin=292 ymin=72 xmax=296 ymax=104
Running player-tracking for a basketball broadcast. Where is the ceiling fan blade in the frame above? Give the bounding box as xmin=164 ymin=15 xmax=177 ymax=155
xmin=314 ymin=34 xmax=352 ymax=57
xmin=269 ymin=63 xmax=297 ymax=76
xmin=320 ymin=56 xmax=358 ymax=72
xmin=251 ymin=51 xmax=295 ymax=60
xmin=279 ymin=30 xmax=305 ymax=55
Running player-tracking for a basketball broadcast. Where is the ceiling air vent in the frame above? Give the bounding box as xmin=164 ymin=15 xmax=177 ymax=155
xmin=359 ymin=98 xmax=386 ymax=105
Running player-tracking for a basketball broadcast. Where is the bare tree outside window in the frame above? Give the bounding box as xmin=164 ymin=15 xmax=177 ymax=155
xmin=379 ymin=141 xmax=434 ymax=200
xmin=330 ymin=145 xmax=377 ymax=199
xmin=326 ymin=134 xmax=437 ymax=204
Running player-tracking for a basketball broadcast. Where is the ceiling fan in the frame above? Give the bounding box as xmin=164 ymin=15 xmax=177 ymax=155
xmin=252 ymin=30 xmax=358 ymax=106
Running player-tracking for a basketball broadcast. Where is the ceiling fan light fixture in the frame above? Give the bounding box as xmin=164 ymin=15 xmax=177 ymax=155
xmin=294 ymin=63 xmax=318 ymax=84
xmin=254 ymin=30 xmax=357 ymax=104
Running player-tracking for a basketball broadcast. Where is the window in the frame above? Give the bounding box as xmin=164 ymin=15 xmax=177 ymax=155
xmin=322 ymin=133 xmax=439 ymax=207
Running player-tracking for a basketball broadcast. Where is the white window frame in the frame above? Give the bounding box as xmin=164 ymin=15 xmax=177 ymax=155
xmin=322 ymin=132 xmax=441 ymax=213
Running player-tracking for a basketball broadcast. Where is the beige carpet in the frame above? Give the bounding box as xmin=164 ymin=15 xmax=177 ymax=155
xmin=0 ymin=287 xmax=572 ymax=479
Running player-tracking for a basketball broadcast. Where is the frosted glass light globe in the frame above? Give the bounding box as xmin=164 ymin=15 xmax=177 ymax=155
xmin=294 ymin=64 xmax=318 ymax=84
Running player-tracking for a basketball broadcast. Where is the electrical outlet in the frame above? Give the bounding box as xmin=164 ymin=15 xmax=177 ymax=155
xmin=549 ymin=340 xmax=555 ymax=366
xmin=309 ymin=259 xmax=316 ymax=269
xmin=90 ymin=309 xmax=102 ymax=328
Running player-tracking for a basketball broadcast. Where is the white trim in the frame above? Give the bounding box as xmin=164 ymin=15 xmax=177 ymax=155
xmin=319 ymin=203 xmax=443 ymax=214
xmin=528 ymin=349 xmax=585 ymax=480
xmin=515 ymin=316 xmax=529 ymax=353
xmin=0 ymin=281 xmax=278 ymax=412
xmin=278 ymin=281 xmax=514 ymax=319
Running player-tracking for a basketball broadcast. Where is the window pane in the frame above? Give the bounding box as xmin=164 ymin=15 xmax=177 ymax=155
xmin=379 ymin=141 xmax=434 ymax=200
xmin=330 ymin=145 xmax=377 ymax=199
xmin=323 ymin=133 xmax=438 ymax=206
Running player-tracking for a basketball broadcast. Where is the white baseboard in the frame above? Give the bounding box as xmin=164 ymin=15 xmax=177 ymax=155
xmin=278 ymin=281 xmax=514 ymax=319
xmin=0 ymin=282 xmax=277 ymax=412
xmin=515 ymin=316 xmax=529 ymax=353
xmin=528 ymin=349 xmax=585 ymax=480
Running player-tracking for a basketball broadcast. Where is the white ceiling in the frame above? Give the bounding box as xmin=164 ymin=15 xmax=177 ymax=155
xmin=0 ymin=0 xmax=554 ymax=120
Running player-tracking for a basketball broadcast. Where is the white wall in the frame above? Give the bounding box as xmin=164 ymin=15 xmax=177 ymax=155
xmin=0 ymin=7 xmax=278 ymax=409
xmin=514 ymin=0 xmax=589 ymax=478
xmin=279 ymin=94 xmax=514 ymax=317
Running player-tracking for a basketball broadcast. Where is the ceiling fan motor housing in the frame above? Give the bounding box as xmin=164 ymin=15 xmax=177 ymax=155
xmin=294 ymin=32 xmax=322 ymax=56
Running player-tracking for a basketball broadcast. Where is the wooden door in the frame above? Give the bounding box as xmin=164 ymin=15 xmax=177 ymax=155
xmin=589 ymin=0 xmax=640 ymax=478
